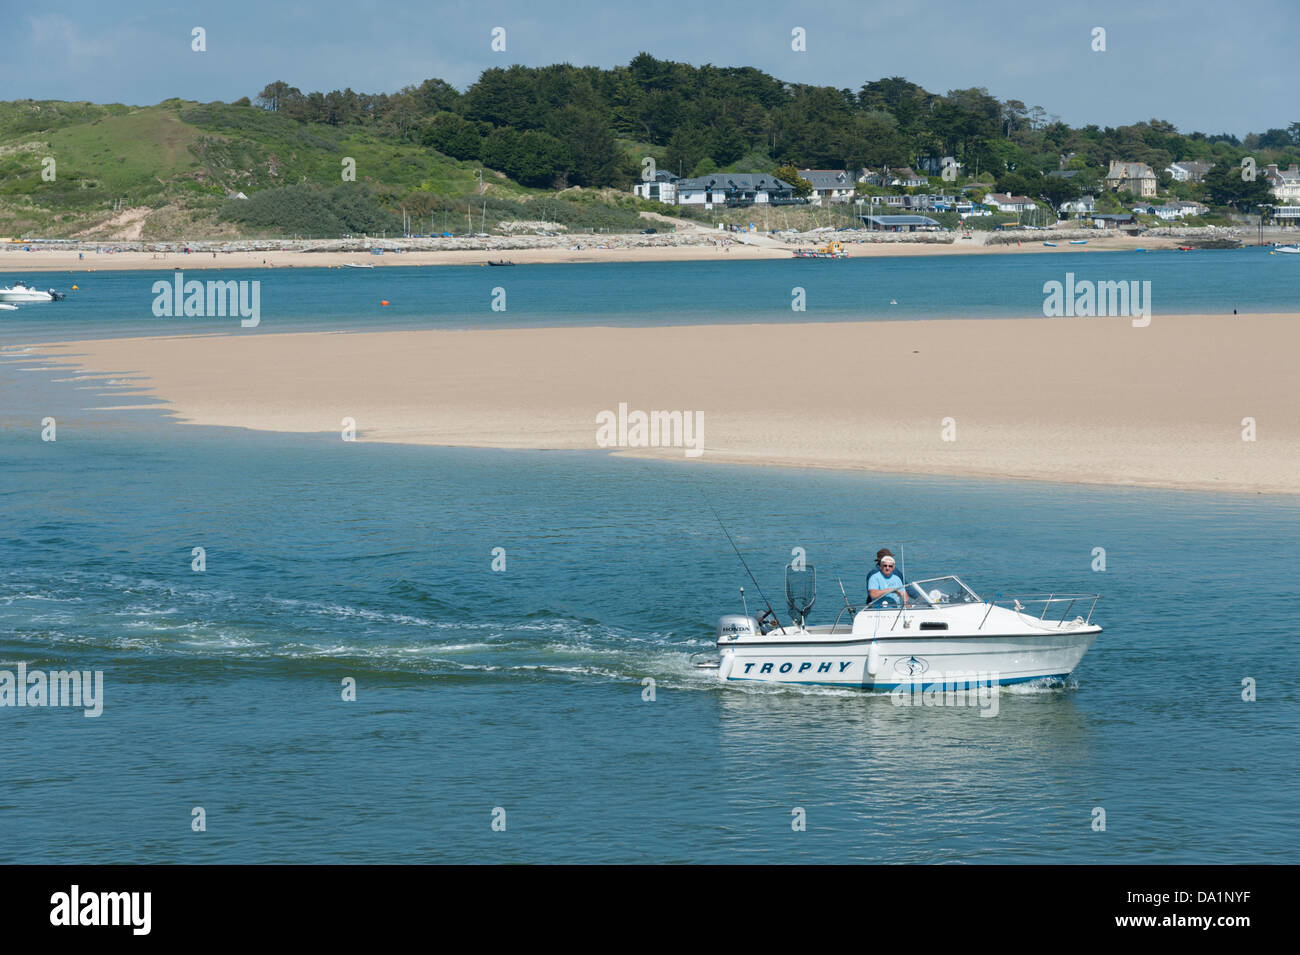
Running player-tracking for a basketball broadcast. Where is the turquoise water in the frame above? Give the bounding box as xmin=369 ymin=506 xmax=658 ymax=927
xmin=1 ymin=246 xmax=1294 ymax=343
xmin=1 ymin=255 xmax=1297 ymax=863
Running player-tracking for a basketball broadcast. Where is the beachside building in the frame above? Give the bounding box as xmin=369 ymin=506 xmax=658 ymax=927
xmin=1265 ymin=164 xmax=1300 ymax=203
xmin=675 ymin=174 xmax=795 ymax=209
xmin=1105 ymin=161 xmax=1158 ymax=197
xmin=1086 ymin=212 xmax=1139 ymax=229
xmin=987 ymin=193 xmax=1037 ymax=213
xmin=1154 ymin=200 xmax=1208 ymax=220
xmin=632 ymin=171 xmax=678 ymax=204
xmin=1269 ymin=205 xmax=1300 ymax=227
xmin=858 ymin=214 xmax=942 ymax=232
xmin=1167 ymin=160 xmax=1213 ymax=183
xmin=798 ymin=169 xmax=856 ymax=205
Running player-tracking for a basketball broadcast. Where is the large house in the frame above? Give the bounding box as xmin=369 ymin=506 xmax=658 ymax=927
xmin=632 ymin=171 xmax=678 ymax=204
xmin=675 ymin=173 xmax=795 ymax=208
xmin=798 ymin=169 xmax=856 ymax=205
xmin=1105 ymin=161 xmax=1158 ymax=197
xmin=1059 ymin=195 xmax=1097 ymax=216
xmin=987 ymin=193 xmax=1037 ymax=213
xmin=1265 ymin=164 xmax=1300 ymax=203
xmin=1166 ymin=160 xmax=1213 ymax=183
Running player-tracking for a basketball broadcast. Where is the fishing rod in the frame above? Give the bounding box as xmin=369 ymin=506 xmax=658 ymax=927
xmin=704 ymin=498 xmax=782 ymax=631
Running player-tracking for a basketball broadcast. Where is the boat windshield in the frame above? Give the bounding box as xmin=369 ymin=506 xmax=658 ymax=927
xmin=906 ymin=576 xmax=982 ymax=606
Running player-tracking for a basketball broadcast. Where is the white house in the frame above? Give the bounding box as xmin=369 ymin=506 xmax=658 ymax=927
xmin=1059 ymin=195 xmax=1097 ymax=216
xmin=987 ymin=193 xmax=1037 ymax=213
xmin=1266 ymin=164 xmax=1300 ymax=203
xmin=633 ymin=171 xmax=678 ymax=204
xmin=675 ymin=173 xmax=795 ymax=208
xmin=1167 ymin=160 xmax=1213 ymax=183
xmin=798 ymin=169 xmax=856 ymax=205
xmin=885 ymin=166 xmax=928 ymax=188
xmin=1154 ymin=200 xmax=1208 ymax=220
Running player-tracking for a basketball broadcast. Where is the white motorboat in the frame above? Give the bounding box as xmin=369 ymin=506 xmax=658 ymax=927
xmin=1271 ymin=245 xmax=1300 ymax=254
xmin=702 ymin=561 xmax=1100 ymax=690
xmin=0 ymin=281 xmax=66 ymax=302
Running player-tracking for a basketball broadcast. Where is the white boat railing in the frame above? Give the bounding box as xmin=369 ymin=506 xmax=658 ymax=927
xmin=978 ymin=593 xmax=1100 ymax=630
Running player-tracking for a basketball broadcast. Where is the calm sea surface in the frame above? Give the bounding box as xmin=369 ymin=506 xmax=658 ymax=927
xmin=1 ymin=253 xmax=1296 ymax=863
xmin=1 ymin=245 xmax=1294 ymax=343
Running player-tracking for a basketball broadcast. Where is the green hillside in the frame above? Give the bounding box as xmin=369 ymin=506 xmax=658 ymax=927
xmin=0 ymin=99 xmax=651 ymax=239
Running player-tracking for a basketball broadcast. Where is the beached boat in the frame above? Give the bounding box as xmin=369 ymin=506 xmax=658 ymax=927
xmin=700 ymin=561 xmax=1100 ymax=689
xmin=793 ymin=240 xmax=847 ymax=259
xmin=486 ymin=260 xmax=514 ymax=266
xmin=342 ymin=262 xmax=375 ymax=269
xmin=1042 ymin=242 xmax=1058 ymax=247
xmin=1068 ymin=240 xmax=1088 ymax=245
xmin=0 ymin=281 xmax=65 ymax=303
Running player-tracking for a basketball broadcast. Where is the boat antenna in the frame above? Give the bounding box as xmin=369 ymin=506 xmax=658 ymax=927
xmin=705 ymin=498 xmax=781 ymax=629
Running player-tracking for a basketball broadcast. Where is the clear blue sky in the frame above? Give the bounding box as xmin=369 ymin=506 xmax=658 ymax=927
xmin=4 ymin=0 xmax=1293 ymax=137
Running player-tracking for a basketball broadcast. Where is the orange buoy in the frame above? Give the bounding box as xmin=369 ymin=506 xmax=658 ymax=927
xmin=71 ymin=285 xmax=79 ymax=290
xmin=380 ymin=300 xmax=390 ymax=306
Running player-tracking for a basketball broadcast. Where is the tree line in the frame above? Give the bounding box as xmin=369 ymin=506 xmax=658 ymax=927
xmin=254 ymin=54 xmax=1299 ymax=204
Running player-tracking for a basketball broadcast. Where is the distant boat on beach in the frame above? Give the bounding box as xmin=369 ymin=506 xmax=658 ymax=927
xmin=793 ymin=240 xmax=847 ymax=259
xmin=1068 ymin=240 xmax=1088 ymax=245
xmin=342 ymin=262 xmax=375 ymax=269
xmin=1042 ymin=242 xmax=1058 ymax=247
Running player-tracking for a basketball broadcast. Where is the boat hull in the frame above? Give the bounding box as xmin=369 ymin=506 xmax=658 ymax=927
xmin=719 ymin=629 xmax=1098 ymax=688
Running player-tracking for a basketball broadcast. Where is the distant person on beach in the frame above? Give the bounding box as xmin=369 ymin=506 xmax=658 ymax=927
xmin=868 ymin=549 xmax=909 ymax=608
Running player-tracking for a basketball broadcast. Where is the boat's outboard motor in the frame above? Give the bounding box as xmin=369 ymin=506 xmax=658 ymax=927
xmin=716 ymin=614 xmax=758 ymax=644
xmin=49 ymin=289 xmax=65 ymax=301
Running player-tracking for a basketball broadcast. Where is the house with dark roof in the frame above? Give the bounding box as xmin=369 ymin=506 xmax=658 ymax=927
xmin=675 ymin=174 xmax=796 ymax=208
xmin=798 ymin=169 xmax=856 ymax=205
xmin=1086 ymin=212 xmax=1139 ymax=229
xmin=858 ymin=214 xmax=942 ymax=232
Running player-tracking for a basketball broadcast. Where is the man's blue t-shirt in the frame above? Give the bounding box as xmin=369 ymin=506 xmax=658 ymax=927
xmin=868 ymin=570 xmax=905 ymax=607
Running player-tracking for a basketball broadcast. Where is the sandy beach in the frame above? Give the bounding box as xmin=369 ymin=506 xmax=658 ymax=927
xmin=1 ymin=230 xmax=1214 ymax=272
xmin=25 ymin=314 xmax=1299 ymax=495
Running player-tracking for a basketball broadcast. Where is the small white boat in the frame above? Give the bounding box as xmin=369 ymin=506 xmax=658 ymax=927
xmin=701 ymin=561 xmax=1100 ymax=690
xmin=342 ymin=262 xmax=376 ymax=269
xmin=1271 ymin=245 xmax=1300 ymax=254
xmin=0 ymin=281 xmax=66 ymax=302
xmin=0 ymin=303 xmax=18 ymax=311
